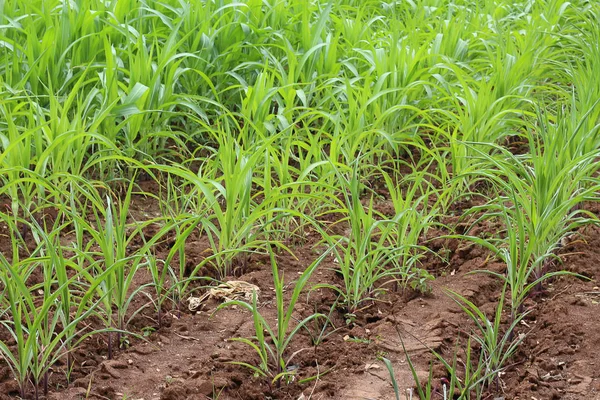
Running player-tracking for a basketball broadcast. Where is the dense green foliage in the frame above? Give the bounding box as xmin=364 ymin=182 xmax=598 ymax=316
xmin=1 ymin=0 xmax=599 ymax=398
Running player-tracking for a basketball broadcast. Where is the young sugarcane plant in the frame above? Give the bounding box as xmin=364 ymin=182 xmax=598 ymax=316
xmin=316 ymin=160 xmax=431 ymax=314
xmin=0 ymin=240 xmax=120 ymax=399
xmin=215 ymin=245 xmax=331 ymax=385
xmin=445 ymin=283 xmax=528 ymax=389
xmin=33 ymin=206 xmax=102 ymax=384
xmin=456 ymin=123 xmax=599 ymax=324
xmin=138 ymin=213 xmax=202 ymax=326
xmin=385 ymin=332 xmax=499 ymax=400
xmin=70 ymin=179 xmax=155 ymax=358
xmin=381 ymin=166 xmax=439 ymax=292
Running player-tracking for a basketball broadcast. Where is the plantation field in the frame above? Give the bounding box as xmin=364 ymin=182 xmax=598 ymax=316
xmin=1 ymin=0 xmax=600 ymax=399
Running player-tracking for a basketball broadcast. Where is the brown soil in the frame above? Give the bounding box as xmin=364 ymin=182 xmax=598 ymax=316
xmin=0 ymin=190 xmax=599 ymax=400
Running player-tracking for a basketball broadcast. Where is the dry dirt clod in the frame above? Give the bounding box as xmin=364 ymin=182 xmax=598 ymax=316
xmin=132 ymin=345 xmax=156 ymax=355
xmin=101 ymin=360 xmax=129 ymax=379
